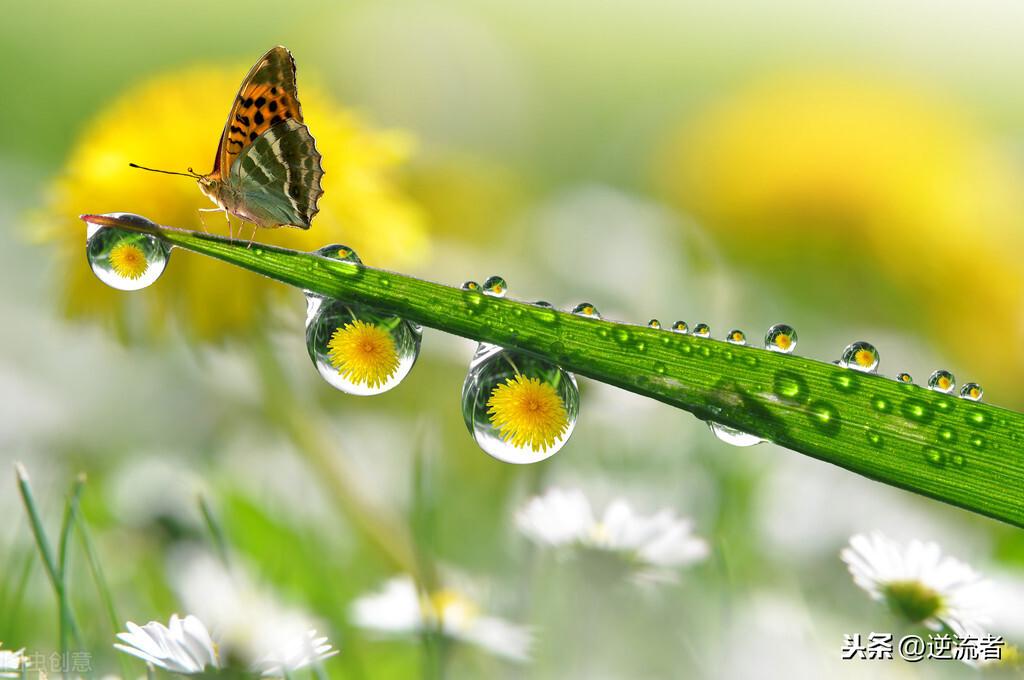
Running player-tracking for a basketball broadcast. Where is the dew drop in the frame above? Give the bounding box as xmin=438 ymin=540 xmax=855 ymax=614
xmin=960 ymin=382 xmax=983 ymax=401
xmin=896 ymin=372 xmax=913 ymax=384
xmin=774 ymin=370 xmax=805 ymax=400
xmin=807 ymin=399 xmax=841 ymax=436
xmin=871 ymin=396 xmax=890 ymax=413
xmin=671 ymin=321 xmax=689 ymax=334
xmin=533 ymin=300 xmax=554 ymax=308
xmin=315 ymin=243 xmax=362 ymax=264
xmin=831 ymin=372 xmax=859 ymax=393
xmin=647 ymin=319 xmax=662 ymax=329
xmin=614 ymin=328 xmax=631 ymax=344
xmin=708 ymin=422 xmax=764 ymax=447
xmin=951 ymin=454 xmax=966 ymax=468
xmin=927 ymin=369 xmax=955 ymax=394
xmin=865 ymin=429 xmax=883 ymax=447
xmin=764 ymin=324 xmax=797 ymax=354
xmin=693 ymin=323 xmax=711 ymax=338
xmin=923 ymin=446 xmax=946 ymax=467
xmin=482 ymin=276 xmax=507 ymax=298
xmin=461 ymin=344 xmax=579 ymax=464
xmin=85 ymin=214 xmax=170 ymax=291
xmin=461 ymin=280 xmax=481 ymax=292
xmin=936 ymin=426 xmax=957 ymax=444
xmin=970 ymin=435 xmax=985 ymax=449
xmin=305 ymin=297 xmax=421 ymax=396
xmin=839 ymin=341 xmax=879 ymax=373
xmin=726 ymin=329 xmax=746 ymax=345
xmin=901 ymin=398 xmax=933 ymax=424
xmin=572 ymin=302 xmax=600 ymax=318
xmin=965 ymin=409 xmax=990 ymax=429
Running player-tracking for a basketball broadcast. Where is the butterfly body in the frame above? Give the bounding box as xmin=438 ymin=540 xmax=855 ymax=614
xmin=198 ymin=46 xmax=324 ymax=229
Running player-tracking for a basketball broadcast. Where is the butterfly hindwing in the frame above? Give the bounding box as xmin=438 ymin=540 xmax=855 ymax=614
xmin=213 ymin=46 xmax=304 ymax=177
xmin=227 ymin=119 xmax=324 ymax=228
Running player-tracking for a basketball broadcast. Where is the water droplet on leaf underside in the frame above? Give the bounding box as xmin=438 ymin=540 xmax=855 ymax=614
xmin=708 ymin=421 xmax=764 ymax=447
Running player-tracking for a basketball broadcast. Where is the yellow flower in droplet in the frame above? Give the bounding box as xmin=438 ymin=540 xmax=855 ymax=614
xmin=37 ymin=59 xmax=428 ymax=342
xmin=855 ymin=349 xmax=875 ymax=368
xmin=327 ymin=320 xmax=399 ymax=388
xmin=774 ymin=334 xmax=792 ymax=351
xmin=108 ymin=242 xmax=149 ymax=280
xmin=936 ymin=375 xmax=953 ymax=391
xmin=487 ymin=373 xmax=568 ymax=452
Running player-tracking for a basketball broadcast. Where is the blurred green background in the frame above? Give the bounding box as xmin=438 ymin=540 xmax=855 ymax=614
xmin=2 ymin=1 xmax=1024 ymax=678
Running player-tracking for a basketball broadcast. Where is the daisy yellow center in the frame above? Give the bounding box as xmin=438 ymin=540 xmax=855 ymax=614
xmin=855 ymin=349 xmax=875 ymax=368
xmin=882 ymin=580 xmax=943 ymax=624
xmin=327 ymin=320 xmax=400 ymax=387
xmin=108 ymin=242 xmax=149 ymax=280
xmin=487 ymin=373 xmax=569 ymax=452
xmin=425 ymin=589 xmax=480 ymax=625
xmin=775 ymin=334 xmax=792 ymax=350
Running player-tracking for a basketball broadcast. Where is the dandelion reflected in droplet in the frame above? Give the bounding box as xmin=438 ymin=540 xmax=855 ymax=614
xmin=85 ymin=214 xmax=170 ymax=291
xmin=314 ymin=243 xmax=362 ymax=264
xmin=461 ymin=280 xmax=480 ymax=292
xmin=461 ymin=344 xmax=579 ymax=464
xmin=305 ymin=297 xmax=421 ymax=396
xmin=726 ymin=329 xmax=746 ymax=345
xmin=764 ymin=324 xmax=797 ymax=354
xmin=693 ymin=323 xmax=710 ymax=338
xmin=896 ymin=372 xmax=914 ymax=384
xmin=960 ymin=382 xmax=983 ymax=401
xmin=572 ymin=303 xmax=600 ymax=318
xmin=839 ymin=341 xmax=879 ymax=373
xmin=671 ymin=321 xmax=689 ymax=334
xmin=482 ymin=276 xmax=507 ymax=298
xmin=708 ymin=421 xmax=764 ymax=447
xmin=648 ymin=319 xmax=661 ymax=329
xmin=928 ymin=370 xmax=956 ymax=394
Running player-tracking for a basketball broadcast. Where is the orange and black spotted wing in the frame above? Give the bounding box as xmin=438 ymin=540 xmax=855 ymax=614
xmin=211 ymin=46 xmax=305 ymax=178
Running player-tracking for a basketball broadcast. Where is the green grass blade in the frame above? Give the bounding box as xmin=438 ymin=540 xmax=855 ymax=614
xmin=78 ymin=215 xmax=1024 ymax=529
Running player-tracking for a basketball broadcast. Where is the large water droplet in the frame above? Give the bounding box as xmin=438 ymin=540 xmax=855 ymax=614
xmin=960 ymin=382 xmax=984 ymax=401
xmin=839 ymin=341 xmax=879 ymax=373
xmin=726 ymin=329 xmax=746 ymax=345
xmin=693 ymin=323 xmax=711 ymax=338
xmin=572 ymin=302 xmax=600 ymax=318
xmin=671 ymin=321 xmax=689 ymax=334
xmin=461 ymin=344 xmax=579 ymax=464
xmin=85 ymin=214 xmax=170 ymax=291
xmin=305 ymin=297 xmax=421 ymax=395
xmin=896 ymin=372 xmax=913 ymax=384
xmin=647 ymin=319 xmax=662 ymax=329
xmin=708 ymin=421 xmax=764 ymax=447
xmin=764 ymin=324 xmax=797 ymax=354
xmin=315 ymin=243 xmax=362 ymax=264
xmin=461 ymin=280 xmax=481 ymax=291
xmin=482 ymin=276 xmax=507 ymax=298
xmin=927 ymin=369 xmax=955 ymax=394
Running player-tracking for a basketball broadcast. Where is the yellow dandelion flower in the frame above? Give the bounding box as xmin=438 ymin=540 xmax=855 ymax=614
xmin=854 ymin=349 xmax=875 ymax=369
xmin=108 ymin=242 xmax=149 ymax=280
xmin=487 ymin=373 xmax=568 ymax=452
xmin=37 ymin=59 xmax=429 ymax=341
xmin=774 ymin=334 xmax=792 ymax=351
xmin=327 ymin=320 xmax=399 ymax=388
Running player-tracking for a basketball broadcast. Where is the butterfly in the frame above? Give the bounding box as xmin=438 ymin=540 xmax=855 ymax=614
xmin=132 ymin=46 xmax=325 ymax=230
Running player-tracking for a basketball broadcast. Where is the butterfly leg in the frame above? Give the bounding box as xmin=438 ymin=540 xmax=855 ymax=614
xmin=245 ymin=222 xmax=259 ymax=249
xmin=198 ymin=208 xmax=223 ymax=236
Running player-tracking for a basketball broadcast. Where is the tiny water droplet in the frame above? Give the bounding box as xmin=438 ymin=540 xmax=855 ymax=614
xmin=865 ymin=430 xmax=883 ymax=447
xmin=764 ymin=324 xmax=797 ymax=354
xmin=305 ymin=297 xmax=421 ymax=396
xmin=901 ymin=398 xmax=933 ymax=423
xmin=614 ymin=328 xmax=631 ymax=344
xmin=839 ymin=341 xmax=879 ymax=373
xmin=572 ymin=302 xmax=600 ymax=318
xmin=965 ymin=409 xmax=990 ymax=429
xmin=871 ymin=396 xmax=890 ymax=413
xmin=936 ymin=426 xmax=957 ymax=444
xmin=462 ymin=280 xmax=481 ymax=291
xmin=693 ymin=323 xmax=710 ymax=338
xmin=315 ymin=243 xmax=362 ymax=264
xmin=774 ymin=370 xmax=805 ymax=400
xmin=647 ymin=319 xmax=661 ymax=329
xmin=927 ymin=369 xmax=955 ymax=394
xmin=923 ymin=446 xmax=945 ymax=467
xmin=482 ymin=276 xmax=507 ymax=297
xmin=461 ymin=345 xmax=579 ymax=464
xmin=533 ymin=300 xmax=554 ymax=308
xmin=671 ymin=321 xmax=689 ymax=334
xmin=959 ymin=382 xmax=983 ymax=401
xmin=896 ymin=372 xmax=913 ymax=384
xmin=726 ymin=329 xmax=746 ymax=345
xmin=708 ymin=422 xmax=764 ymax=447
xmin=85 ymin=214 xmax=170 ymax=291
xmin=807 ymin=399 xmax=841 ymax=435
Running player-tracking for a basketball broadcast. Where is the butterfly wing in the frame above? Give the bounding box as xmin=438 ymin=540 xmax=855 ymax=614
xmin=211 ymin=45 xmax=305 ymax=179
xmin=227 ymin=118 xmax=324 ymax=228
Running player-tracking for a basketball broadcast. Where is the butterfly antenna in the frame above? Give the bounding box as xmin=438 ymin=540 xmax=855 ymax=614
xmin=128 ymin=163 xmax=202 ymax=178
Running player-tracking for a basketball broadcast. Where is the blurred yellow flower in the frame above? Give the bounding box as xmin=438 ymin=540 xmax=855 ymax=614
xmin=108 ymin=242 xmax=149 ymax=280
xmin=658 ymin=72 xmax=1024 ymax=397
xmin=327 ymin=319 xmax=399 ymax=388
xmin=38 ymin=61 xmax=429 ymax=341
xmin=487 ymin=373 xmax=568 ymax=452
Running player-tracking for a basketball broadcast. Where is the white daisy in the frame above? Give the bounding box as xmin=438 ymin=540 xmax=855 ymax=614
xmin=114 ymin=614 xmax=219 ymax=674
xmin=0 ymin=645 xmax=28 ymax=678
xmin=350 ymin=576 xmax=531 ymax=662
xmin=840 ymin=531 xmax=993 ymax=635
xmin=169 ymin=549 xmax=337 ymax=675
xmin=516 ymin=487 xmax=709 ymax=582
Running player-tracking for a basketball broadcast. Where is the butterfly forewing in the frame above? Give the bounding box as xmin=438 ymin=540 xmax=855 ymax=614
xmin=212 ymin=46 xmax=304 ymax=177
xmin=228 ymin=119 xmax=324 ymax=228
